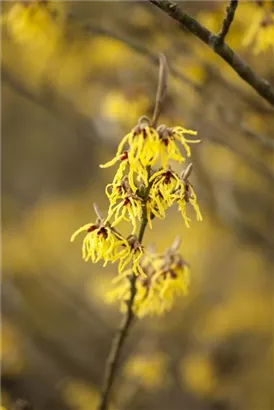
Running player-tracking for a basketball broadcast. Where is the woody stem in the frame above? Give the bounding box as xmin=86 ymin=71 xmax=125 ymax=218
xmin=97 ymin=177 xmax=151 ymax=410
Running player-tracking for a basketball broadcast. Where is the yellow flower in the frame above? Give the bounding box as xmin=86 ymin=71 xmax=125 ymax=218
xmin=105 ymin=176 xmax=143 ymax=234
xmin=107 ymin=239 xmax=190 ymax=317
xmin=150 ymin=168 xmax=182 ymax=203
xmin=118 ymin=235 xmax=144 ymax=276
xmin=100 ymin=118 xmax=200 ymax=195
xmin=100 ymin=117 xmax=159 ymax=187
xmin=243 ymin=5 xmax=274 ymax=54
xmin=101 ymin=150 xmax=140 ymax=192
xmin=106 ymin=195 xmax=143 ymax=234
xmin=157 ymin=125 xmax=200 ymax=168
xmin=146 ymin=168 xmax=182 ymax=227
xmin=117 ymin=117 xmax=160 ymax=168
xmin=175 ymin=180 xmax=202 ymax=228
xmin=71 ymin=219 xmax=130 ymax=266
xmin=71 ymin=205 xmax=145 ymax=275
xmin=146 ymin=191 xmax=167 ymax=228
xmin=105 ymin=176 xmax=129 ymax=207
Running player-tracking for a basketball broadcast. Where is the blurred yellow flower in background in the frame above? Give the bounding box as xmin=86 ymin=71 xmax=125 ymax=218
xmin=243 ymin=3 xmax=274 ymax=54
xmin=181 ymin=354 xmax=217 ymax=396
xmin=61 ymin=379 xmax=116 ymax=410
xmin=124 ymin=352 xmax=168 ymax=389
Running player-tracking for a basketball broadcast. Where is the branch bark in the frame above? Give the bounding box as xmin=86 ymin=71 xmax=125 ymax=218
xmin=217 ymin=0 xmax=238 ymax=44
xmin=97 ymin=188 xmax=150 ymax=410
xmin=149 ymin=0 xmax=274 ymax=107
xmin=97 ymin=54 xmax=166 ymax=410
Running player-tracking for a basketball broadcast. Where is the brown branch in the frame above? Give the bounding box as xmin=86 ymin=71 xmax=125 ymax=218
xmin=97 ymin=192 xmax=150 ymax=410
xmin=97 ymin=56 xmax=166 ymax=410
xmin=97 ymin=294 xmax=136 ymax=410
xmin=149 ymin=0 xmax=274 ymax=107
xmin=217 ymin=0 xmax=238 ymax=44
xmin=152 ymin=53 xmax=168 ymax=127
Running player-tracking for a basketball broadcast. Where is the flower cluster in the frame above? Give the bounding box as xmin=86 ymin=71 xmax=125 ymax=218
xmin=243 ymin=1 xmax=274 ymax=54
xmin=71 ymin=205 xmax=144 ymax=276
xmin=107 ymin=237 xmax=190 ymax=317
xmin=71 ymin=111 xmax=202 ymax=316
xmin=100 ymin=117 xmax=202 ymax=233
xmin=100 ymin=117 xmax=200 ymax=189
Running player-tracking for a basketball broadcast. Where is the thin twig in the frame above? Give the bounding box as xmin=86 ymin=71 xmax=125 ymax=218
xmin=97 ymin=292 xmax=136 ymax=410
xmin=97 ymin=187 xmax=150 ymax=410
xmin=97 ymin=57 xmax=166 ymax=410
xmin=152 ymin=53 xmax=168 ymax=127
xmin=149 ymin=0 xmax=274 ymax=107
xmin=217 ymin=0 xmax=238 ymax=44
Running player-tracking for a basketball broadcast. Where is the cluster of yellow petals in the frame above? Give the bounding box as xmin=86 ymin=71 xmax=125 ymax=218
xmin=243 ymin=3 xmax=274 ymax=54
xmin=100 ymin=117 xmax=200 ymax=191
xmin=71 ymin=112 xmax=202 ymax=317
xmin=147 ymin=167 xmax=202 ymax=228
xmin=174 ymin=176 xmax=203 ymax=228
xmin=107 ymin=238 xmax=190 ymax=317
xmin=70 ymin=207 xmax=144 ymax=276
xmin=100 ymin=117 xmax=201 ymax=234
xmin=70 ymin=219 xmax=130 ymax=266
xmin=105 ymin=177 xmax=143 ymax=234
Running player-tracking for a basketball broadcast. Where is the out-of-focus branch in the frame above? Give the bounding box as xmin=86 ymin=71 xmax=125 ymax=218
xmin=152 ymin=53 xmax=168 ymax=127
xmin=217 ymin=0 xmax=238 ymax=44
xmin=208 ymin=134 xmax=274 ymax=182
xmin=2 ymin=65 xmax=98 ymax=144
xmin=240 ymin=124 xmax=274 ymax=150
xmin=1 ymin=66 xmax=58 ymax=119
xmin=81 ymin=20 xmax=199 ymax=91
xmin=149 ymin=0 xmax=274 ymax=107
xmin=97 ymin=54 xmax=166 ymax=410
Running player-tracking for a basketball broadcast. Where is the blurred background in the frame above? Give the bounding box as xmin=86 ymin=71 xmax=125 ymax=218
xmin=1 ymin=1 xmax=274 ymax=410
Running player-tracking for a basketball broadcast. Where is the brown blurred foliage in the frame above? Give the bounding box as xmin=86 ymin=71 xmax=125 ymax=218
xmin=1 ymin=2 xmax=274 ymax=410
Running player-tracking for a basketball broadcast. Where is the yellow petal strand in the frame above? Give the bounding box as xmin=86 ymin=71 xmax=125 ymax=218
xmin=70 ymin=223 xmax=94 ymax=242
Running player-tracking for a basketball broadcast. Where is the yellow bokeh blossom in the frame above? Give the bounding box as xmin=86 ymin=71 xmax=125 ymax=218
xmin=2 ymin=1 xmax=61 ymax=48
xmin=181 ymin=354 xmax=217 ymax=396
xmin=124 ymin=352 xmax=168 ymax=389
xmin=243 ymin=3 xmax=274 ymax=54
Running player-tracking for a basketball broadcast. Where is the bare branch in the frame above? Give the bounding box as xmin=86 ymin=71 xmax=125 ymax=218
xmin=149 ymin=0 xmax=274 ymax=107
xmin=152 ymin=53 xmax=168 ymax=127
xmin=217 ymin=0 xmax=238 ymax=44
xmin=97 ymin=303 xmax=136 ymax=410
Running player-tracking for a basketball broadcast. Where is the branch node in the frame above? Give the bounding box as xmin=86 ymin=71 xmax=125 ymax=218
xmin=216 ymin=0 xmax=238 ymax=45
